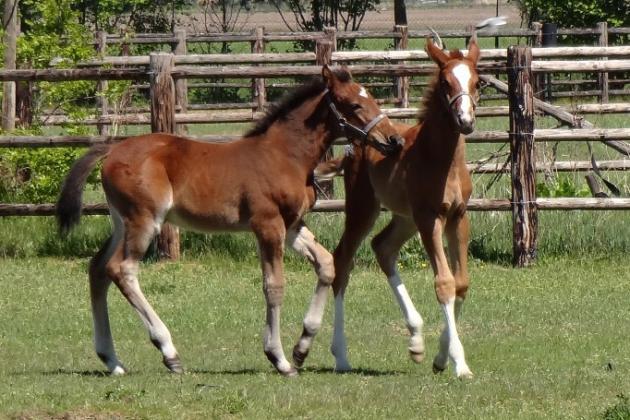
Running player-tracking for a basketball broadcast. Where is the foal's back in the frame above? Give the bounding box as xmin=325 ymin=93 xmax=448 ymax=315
xmin=102 ymin=133 xmax=313 ymax=232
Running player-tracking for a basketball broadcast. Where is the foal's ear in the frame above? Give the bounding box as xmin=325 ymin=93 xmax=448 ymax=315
xmin=426 ymin=38 xmax=450 ymax=68
xmin=466 ymin=34 xmax=481 ymax=64
xmin=322 ymin=64 xmax=337 ymax=90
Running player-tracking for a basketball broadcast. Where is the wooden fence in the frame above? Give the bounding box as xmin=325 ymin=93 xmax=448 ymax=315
xmin=0 ymin=43 xmax=629 ymax=265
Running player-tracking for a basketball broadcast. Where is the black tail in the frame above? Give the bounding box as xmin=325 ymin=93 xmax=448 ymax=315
xmin=56 ymin=144 xmax=111 ymax=235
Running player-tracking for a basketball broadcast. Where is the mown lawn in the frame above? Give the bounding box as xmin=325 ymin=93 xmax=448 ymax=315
xmin=1 ymin=254 xmax=629 ymax=419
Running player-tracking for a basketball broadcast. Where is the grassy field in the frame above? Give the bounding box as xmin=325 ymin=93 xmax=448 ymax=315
xmin=1 ymin=251 xmax=629 ymax=419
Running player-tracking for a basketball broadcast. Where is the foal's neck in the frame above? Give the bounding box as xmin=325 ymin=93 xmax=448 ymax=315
xmin=275 ymin=92 xmax=337 ymax=170
xmin=419 ymin=88 xmax=464 ymax=158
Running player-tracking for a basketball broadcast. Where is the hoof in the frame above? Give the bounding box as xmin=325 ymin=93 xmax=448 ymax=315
xmin=292 ymin=346 xmax=309 ymax=368
xmin=409 ymin=350 xmax=425 ymax=364
xmin=163 ymin=355 xmax=184 ymax=374
xmin=334 ymin=363 xmax=352 ymax=373
xmin=110 ymin=365 xmax=127 ymax=376
xmin=432 ymin=362 xmax=447 ymax=374
xmin=456 ymin=367 xmax=474 ymax=380
xmin=280 ymin=367 xmax=299 ymax=378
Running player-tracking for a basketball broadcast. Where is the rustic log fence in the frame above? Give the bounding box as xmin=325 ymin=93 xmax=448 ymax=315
xmin=0 ymin=45 xmax=629 ymax=266
xmin=4 ymin=24 xmax=625 ymax=129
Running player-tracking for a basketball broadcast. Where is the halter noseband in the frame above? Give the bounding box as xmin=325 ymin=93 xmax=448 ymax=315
xmin=324 ymin=90 xmax=391 ymax=154
xmin=446 ymin=91 xmax=478 ymax=110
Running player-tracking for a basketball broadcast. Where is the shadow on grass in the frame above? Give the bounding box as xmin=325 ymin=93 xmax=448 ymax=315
xmin=186 ymin=366 xmax=404 ymax=377
xmin=11 ymin=369 xmax=111 ymax=377
xmin=300 ymin=366 xmax=406 ymax=376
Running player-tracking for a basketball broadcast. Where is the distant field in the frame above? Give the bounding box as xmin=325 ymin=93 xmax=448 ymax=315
xmin=182 ymin=2 xmax=522 ymax=32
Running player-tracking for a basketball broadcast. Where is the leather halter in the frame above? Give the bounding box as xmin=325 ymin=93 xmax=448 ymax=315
xmin=446 ymin=90 xmax=478 ymax=110
xmin=324 ymin=90 xmax=391 ymax=155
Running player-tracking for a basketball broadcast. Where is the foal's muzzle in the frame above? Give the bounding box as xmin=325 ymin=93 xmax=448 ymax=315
xmin=372 ymin=134 xmax=404 ymax=156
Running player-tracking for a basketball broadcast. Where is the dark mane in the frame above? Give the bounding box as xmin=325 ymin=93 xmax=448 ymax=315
xmin=244 ymin=78 xmax=326 ymax=138
xmin=244 ymin=67 xmax=353 ymax=138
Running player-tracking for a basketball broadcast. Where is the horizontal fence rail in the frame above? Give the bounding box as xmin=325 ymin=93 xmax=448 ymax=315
xmin=2 ymin=129 xmax=630 ymax=147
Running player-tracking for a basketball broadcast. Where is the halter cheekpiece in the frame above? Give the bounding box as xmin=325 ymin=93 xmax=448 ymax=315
xmin=324 ymin=89 xmax=392 ymax=155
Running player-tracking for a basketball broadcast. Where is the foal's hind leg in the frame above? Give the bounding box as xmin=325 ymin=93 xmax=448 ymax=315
xmin=330 ymin=172 xmax=380 ymax=372
xmin=90 ymin=233 xmax=126 ymax=375
xmin=416 ymin=212 xmax=472 ymax=378
xmin=107 ymin=212 xmax=182 ymax=373
xmin=253 ymin=216 xmax=296 ymax=376
xmin=287 ymin=222 xmax=335 ymax=368
xmin=371 ymin=215 xmax=425 ymax=363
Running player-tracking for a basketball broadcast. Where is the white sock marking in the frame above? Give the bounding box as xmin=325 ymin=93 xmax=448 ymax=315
xmin=331 ymin=294 xmax=351 ymax=371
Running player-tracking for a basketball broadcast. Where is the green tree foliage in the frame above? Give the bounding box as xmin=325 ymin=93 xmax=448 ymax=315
xmin=271 ymin=0 xmax=380 ymax=33
xmin=73 ymin=0 xmax=193 ymax=33
xmin=511 ymin=0 xmax=630 ymax=28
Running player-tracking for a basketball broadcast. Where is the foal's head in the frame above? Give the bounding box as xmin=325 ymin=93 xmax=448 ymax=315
xmin=425 ymin=36 xmax=481 ymax=134
xmin=322 ymin=65 xmax=404 ymax=155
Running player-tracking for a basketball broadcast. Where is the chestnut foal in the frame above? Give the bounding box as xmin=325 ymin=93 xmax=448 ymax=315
xmin=57 ymin=65 xmax=403 ymax=376
xmin=312 ymin=37 xmax=481 ymax=378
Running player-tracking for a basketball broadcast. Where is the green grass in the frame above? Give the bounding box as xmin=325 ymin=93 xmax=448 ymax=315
xmin=0 ymin=254 xmax=629 ymax=419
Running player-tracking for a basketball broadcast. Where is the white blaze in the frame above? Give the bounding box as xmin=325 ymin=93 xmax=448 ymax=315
xmin=452 ymin=63 xmax=474 ymax=124
xmin=358 ymin=86 xmax=368 ymax=98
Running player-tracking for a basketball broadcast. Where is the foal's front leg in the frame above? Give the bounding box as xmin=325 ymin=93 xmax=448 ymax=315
xmin=254 ymin=218 xmax=297 ymax=377
xmin=286 ymin=222 xmax=335 ymax=368
xmin=416 ymin=212 xmax=473 ymax=379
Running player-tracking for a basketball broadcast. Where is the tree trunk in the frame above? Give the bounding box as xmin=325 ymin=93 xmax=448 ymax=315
xmin=394 ymin=0 xmax=407 ymax=26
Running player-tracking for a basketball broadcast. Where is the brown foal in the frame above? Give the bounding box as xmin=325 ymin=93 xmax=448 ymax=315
xmin=57 ymin=65 xmax=403 ymax=376
xmin=313 ymin=37 xmax=481 ymax=378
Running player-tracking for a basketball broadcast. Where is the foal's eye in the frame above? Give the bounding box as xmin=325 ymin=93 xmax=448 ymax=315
xmin=351 ymin=103 xmax=362 ymax=111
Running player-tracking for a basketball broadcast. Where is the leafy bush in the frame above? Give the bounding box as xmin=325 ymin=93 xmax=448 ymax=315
xmin=536 ymin=174 xmax=591 ymax=198
xmin=0 ymin=145 xmax=97 ymax=203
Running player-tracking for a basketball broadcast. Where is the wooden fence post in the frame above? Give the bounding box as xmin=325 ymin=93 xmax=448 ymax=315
xmin=507 ymin=46 xmax=537 ymax=267
xmin=315 ymin=38 xmax=334 ymax=198
xmin=251 ymin=27 xmax=266 ymax=112
xmin=2 ymin=0 xmax=18 ymax=131
xmin=149 ymin=52 xmax=180 ymax=260
xmin=324 ymin=27 xmax=337 ymax=51
xmin=530 ymin=22 xmax=543 ymax=98
xmin=96 ymin=31 xmax=110 ymax=136
xmin=598 ymin=22 xmax=609 ymax=104
xmin=541 ymin=23 xmax=557 ymax=102
xmin=394 ymin=25 xmax=409 ymax=108
xmin=173 ymin=29 xmax=189 ymax=134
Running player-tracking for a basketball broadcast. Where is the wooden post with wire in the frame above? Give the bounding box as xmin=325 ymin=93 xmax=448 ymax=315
xmin=96 ymin=31 xmax=110 ymax=136
xmin=173 ymin=29 xmax=189 ymax=134
xmin=530 ymin=22 xmax=543 ymax=99
xmin=149 ymin=52 xmax=180 ymax=260
xmin=251 ymin=27 xmax=266 ymax=113
xmin=315 ymin=38 xmax=335 ymax=198
xmin=394 ymin=25 xmax=409 ymax=108
xmin=2 ymin=0 xmax=18 ymax=131
xmin=507 ymin=46 xmax=537 ymax=267
xmin=598 ymin=22 xmax=609 ymax=104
